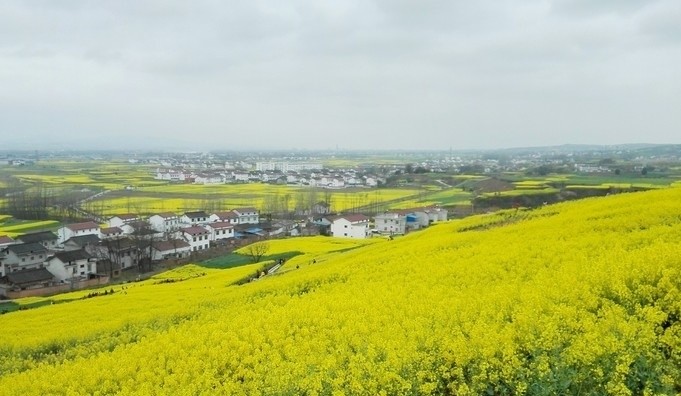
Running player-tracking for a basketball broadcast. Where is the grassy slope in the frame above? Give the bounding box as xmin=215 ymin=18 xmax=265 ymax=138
xmin=1 ymin=189 xmax=681 ymax=394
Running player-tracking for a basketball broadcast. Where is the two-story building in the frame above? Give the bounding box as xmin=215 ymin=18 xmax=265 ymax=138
xmin=0 ymin=243 xmax=49 ymax=276
xmin=181 ymin=226 xmax=211 ymax=252
xmin=148 ymin=212 xmax=181 ymax=233
xmin=58 ymin=221 xmax=101 ymax=244
xmin=232 ymin=208 xmax=259 ymax=224
xmin=374 ymin=212 xmax=407 ymax=235
xmin=181 ymin=211 xmax=210 ymax=226
xmin=93 ymin=238 xmax=140 ymax=270
xmin=45 ymin=250 xmax=97 ymax=282
xmin=330 ymin=214 xmax=370 ymax=239
xmin=206 ymin=222 xmax=234 ymax=243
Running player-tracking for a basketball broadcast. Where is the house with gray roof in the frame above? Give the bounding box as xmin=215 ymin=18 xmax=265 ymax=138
xmin=0 ymin=268 xmax=56 ymax=294
xmin=15 ymin=231 xmax=59 ymax=250
xmin=46 ymin=249 xmax=97 ymax=282
xmin=0 ymin=243 xmax=49 ymax=277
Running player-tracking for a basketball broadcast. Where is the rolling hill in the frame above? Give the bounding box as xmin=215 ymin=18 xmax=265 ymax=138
xmin=1 ymin=187 xmax=681 ymax=395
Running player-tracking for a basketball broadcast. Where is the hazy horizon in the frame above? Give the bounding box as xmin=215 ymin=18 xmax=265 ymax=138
xmin=1 ymin=1 xmax=680 ymax=151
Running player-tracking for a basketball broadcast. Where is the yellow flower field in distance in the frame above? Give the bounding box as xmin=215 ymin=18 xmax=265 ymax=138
xmin=1 ymin=187 xmax=681 ymax=394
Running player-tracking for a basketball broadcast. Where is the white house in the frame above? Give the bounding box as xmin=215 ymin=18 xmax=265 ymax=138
xmin=374 ymin=212 xmax=407 ymax=235
xmin=107 ymin=214 xmax=139 ymax=228
xmin=330 ymin=214 xmax=370 ymax=239
xmin=209 ymin=211 xmax=239 ymax=224
xmin=0 ymin=243 xmax=49 ymax=276
xmin=45 ymin=250 xmax=97 ymax=282
xmin=193 ymin=173 xmax=224 ymax=184
xmin=329 ymin=178 xmax=345 ymax=188
xmin=233 ymin=172 xmax=250 ymax=182
xmin=181 ymin=226 xmax=211 ymax=252
xmin=232 ymin=208 xmax=259 ymax=224
xmin=206 ymin=222 xmax=234 ymax=242
xmin=100 ymin=227 xmax=124 ymax=240
xmin=149 ymin=212 xmax=181 ymax=233
xmin=151 ymin=240 xmax=191 ymax=261
xmin=424 ymin=207 xmax=448 ymax=222
xmin=58 ymin=221 xmax=101 ymax=244
xmin=155 ymin=169 xmax=188 ymax=182
xmin=181 ymin=211 xmax=210 ymax=226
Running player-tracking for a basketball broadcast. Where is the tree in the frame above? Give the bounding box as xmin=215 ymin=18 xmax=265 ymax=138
xmin=244 ymin=241 xmax=270 ymax=263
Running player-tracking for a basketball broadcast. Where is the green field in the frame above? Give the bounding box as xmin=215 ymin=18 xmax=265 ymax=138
xmin=0 ymin=219 xmax=60 ymax=238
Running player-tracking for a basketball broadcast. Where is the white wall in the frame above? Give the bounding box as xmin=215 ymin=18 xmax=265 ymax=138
xmin=331 ymin=219 xmax=368 ymax=239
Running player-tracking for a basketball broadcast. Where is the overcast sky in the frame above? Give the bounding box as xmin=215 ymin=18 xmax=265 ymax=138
xmin=1 ymin=0 xmax=680 ymax=151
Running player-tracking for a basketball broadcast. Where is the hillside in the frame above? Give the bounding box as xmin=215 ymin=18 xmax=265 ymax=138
xmin=2 ymin=188 xmax=681 ymax=395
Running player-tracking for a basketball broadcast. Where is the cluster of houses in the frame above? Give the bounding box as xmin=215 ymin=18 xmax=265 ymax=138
xmin=155 ymin=168 xmax=384 ymax=188
xmin=0 ymin=204 xmax=447 ymax=298
xmin=0 ymin=207 xmax=260 ymax=298
xmin=324 ymin=207 xmax=448 ymax=239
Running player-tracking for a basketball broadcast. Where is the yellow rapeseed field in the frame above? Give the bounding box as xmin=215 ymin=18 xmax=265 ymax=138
xmin=1 ymin=188 xmax=681 ymax=394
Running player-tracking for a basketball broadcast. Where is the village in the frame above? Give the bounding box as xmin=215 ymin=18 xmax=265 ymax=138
xmin=0 ymin=205 xmax=447 ymax=299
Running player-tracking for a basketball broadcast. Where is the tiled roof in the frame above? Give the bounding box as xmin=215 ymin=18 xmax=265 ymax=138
xmin=16 ymin=231 xmax=58 ymax=243
xmin=65 ymin=234 xmax=101 ymax=246
xmin=336 ymin=214 xmax=369 ymax=223
xmin=208 ymin=222 xmax=234 ymax=230
xmin=184 ymin=211 xmax=208 ymax=219
xmin=152 ymin=240 xmax=191 ymax=252
xmin=0 ymin=235 xmax=14 ymax=245
xmin=212 ymin=211 xmax=238 ymax=220
xmin=100 ymin=227 xmax=123 ymax=235
xmin=52 ymin=249 xmax=91 ymax=263
xmin=181 ymin=226 xmax=209 ymax=235
xmin=232 ymin=207 xmax=257 ymax=214
xmin=66 ymin=221 xmax=100 ymax=232
xmin=4 ymin=268 xmax=54 ymax=285
xmin=6 ymin=242 xmax=48 ymax=256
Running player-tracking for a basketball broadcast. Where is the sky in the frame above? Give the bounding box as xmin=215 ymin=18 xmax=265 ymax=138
xmin=1 ymin=0 xmax=680 ymax=151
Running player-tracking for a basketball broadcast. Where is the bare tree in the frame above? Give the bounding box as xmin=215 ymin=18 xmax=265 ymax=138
xmin=244 ymin=241 xmax=270 ymax=263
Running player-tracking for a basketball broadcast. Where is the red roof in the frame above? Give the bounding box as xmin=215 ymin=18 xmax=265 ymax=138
xmin=100 ymin=227 xmax=123 ymax=235
xmin=181 ymin=226 xmax=209 ymax=235
xmin=153 ymin=240 xmax=191 ymax=252
xmin=0 ymin=235 xmax=14 ymax=244
xmin=212 ymin=211 xmax=238 ymax=220
xmin=208 ymin=222 xmax=234 ymax=230
xmin=337 ymin=214 xmax=369 ymax=223
xmin=66 ymin=221 xmax=100 ymax=231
